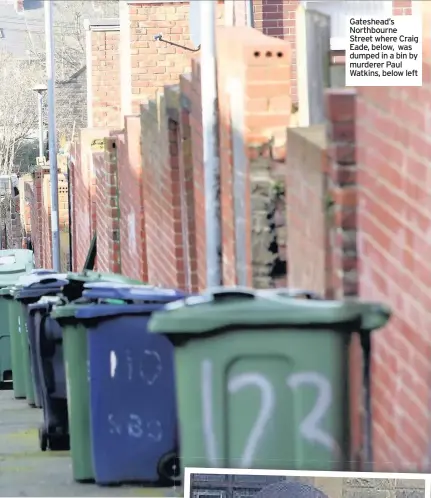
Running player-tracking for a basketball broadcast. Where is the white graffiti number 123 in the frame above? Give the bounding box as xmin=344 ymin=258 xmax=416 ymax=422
xmin=201 ymin=360 xmax=340 ymax=468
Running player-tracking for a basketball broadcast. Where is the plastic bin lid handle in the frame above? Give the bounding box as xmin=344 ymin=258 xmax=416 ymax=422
xmin=204 ymin=287 xmax=256 ymax=301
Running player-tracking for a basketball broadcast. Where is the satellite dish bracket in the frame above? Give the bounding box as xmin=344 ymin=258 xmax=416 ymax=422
xmin=154 ymin=33 xmax=201 ymax=52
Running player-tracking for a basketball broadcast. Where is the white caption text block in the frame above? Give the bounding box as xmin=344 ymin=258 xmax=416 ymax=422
xmin=346 ymin=16 xmax=422 ymax=87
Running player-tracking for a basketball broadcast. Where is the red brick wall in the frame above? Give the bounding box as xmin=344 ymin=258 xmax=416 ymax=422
xmin=94 ymin=136 xmax=122 ymax=274
xmin=355 ymin=56 xmax=431 ymax=470
xmin=217 ymin=26 xmax=291 ymax=286
xmin=286 ymin=125 xmax=329 ymax=296
xmin=70 ymin=129 xmax=109 ymax=271
xmin=139 ymin=86 xmax=189 ymax=289
xmin=117 ymin=116 xmax=148 ymax=282
xmin=42 ymin=174 xmax=53 ymax=268
xmin=392 ymin=0 xmax=413 ymax=15
xmin=30 ymin=169 xmax=45 ymax=267
xmin=179 ymin=70 xmax=202 ymax=291
xmin=287 ymin=90 xmax=357 ymax=299
xmin=232 ymin=0 xmax=298 ymax=102
xmin=89 ymin=27 xmax=121 ymax=128
xmin=122 ymin=1 xmax=224 ymax=114
xmin=96 ymin=23 xmax=293 ymax=291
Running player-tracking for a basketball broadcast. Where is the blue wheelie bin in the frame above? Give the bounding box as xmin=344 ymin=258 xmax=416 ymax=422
xmin=74 ymin=283 xmax=188 ymax=486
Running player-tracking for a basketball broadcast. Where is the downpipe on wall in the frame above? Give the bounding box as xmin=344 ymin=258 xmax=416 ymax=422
xmin=44 ymin=0 xmax=61 ymax=272
xmin=66 ymin=154 xmax=73 ymax=272
xmin=246 ymin=0 xmax=255 ymax=28
xmin=200 ymin=1 xmax=222 ymax=287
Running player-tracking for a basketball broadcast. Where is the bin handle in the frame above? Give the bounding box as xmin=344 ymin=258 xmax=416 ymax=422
xmin=34 ymin=277 xmax=63 ymax=285
xmin=266 ymin=289 xmax=323 ymax=300
xmin=205 ymin=287 xmax=256 ymax=301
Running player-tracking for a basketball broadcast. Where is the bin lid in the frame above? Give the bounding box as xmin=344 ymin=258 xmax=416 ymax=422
xmin=258 ymin=288 xmax=323 ymax=300
xmin=148 ymin=287 xmax=391 ymax=342
xmin=0 ymin=249 xmax=35 ymax=284
xmin=30 ymin=269 xmax=57 ymax=276
xmin=61 ymin=271 xmax=143 ymax=300
xmin=15 ymin=273 xmax=69 ymax=301
xmin=75 ymin=301 xmax=175 ymax=321
xmin=65 ymin=270 xmax=143 ymax=284
xmin=50 ymin=301 xmax=95 ymax=321
xmin=0 ymin=286 xmax=12 ymax=296
xmin=82 ymin=282 xmax=186 ymax=302
xmin=28 ymin=295 xmax=63 ymax=314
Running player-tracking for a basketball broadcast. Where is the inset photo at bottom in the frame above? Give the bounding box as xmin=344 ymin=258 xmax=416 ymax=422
xmin=184 ymin=469 xmax=429 ymax=498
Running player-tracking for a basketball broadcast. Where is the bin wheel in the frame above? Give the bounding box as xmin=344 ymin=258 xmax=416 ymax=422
xmin=47 ymin=433 xmax=70 ymax=451
xmin=39 ymin=427 xmax=48 ymax=452
xmin=157 ymin=452 xmax=180 ymax=484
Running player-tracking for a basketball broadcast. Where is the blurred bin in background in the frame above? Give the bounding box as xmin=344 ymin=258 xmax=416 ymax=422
xmin=0 ymin=249 xmax=35 ymax=393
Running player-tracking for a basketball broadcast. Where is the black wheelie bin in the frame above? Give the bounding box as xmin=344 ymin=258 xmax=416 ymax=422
xmin=15 ymin=273 xmax=69 ymax=408
xmin=29 ymin=294 xmax=70 ymax=451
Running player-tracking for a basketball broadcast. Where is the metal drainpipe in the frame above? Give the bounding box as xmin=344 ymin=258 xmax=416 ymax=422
xmin=200 ymin=1 xmax=222 ymax=287
xmin=66 ymin=155 xmax=73 ymax=271
xmin=246 ymin=0 xmax=254 ymax=27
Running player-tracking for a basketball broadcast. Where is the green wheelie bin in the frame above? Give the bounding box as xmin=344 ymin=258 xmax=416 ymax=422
xmin=148 ymin=288 xmax=391 ymax=474
xmin=0 ymin=249 xmax=35 ymax=393
xmin=9 ymin=272 xmax=57 ymax=404
xmin=51 ymin=271 xmax=143 ymax=482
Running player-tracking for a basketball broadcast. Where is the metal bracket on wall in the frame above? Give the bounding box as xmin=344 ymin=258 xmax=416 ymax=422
xmin=154 ymin=33 xmax=201 ymax=52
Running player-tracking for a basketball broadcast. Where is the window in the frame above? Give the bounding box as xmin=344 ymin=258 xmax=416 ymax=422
xmin=193 ymin=491 xmax=226 ymax=498
xmin=303 ymin=0 xmax=393 ymax=50
xmin=192 ymin=474 xmax=228 ymax=483
xmin=233 ymin=475 xmax=284 ymax=484
xmin=233 ymin=492 xmax=259 ymax=498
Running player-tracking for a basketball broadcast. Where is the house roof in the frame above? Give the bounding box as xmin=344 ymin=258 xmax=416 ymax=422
xmin=0 ymin=0 xmax=44 ymax=59
xmin=0 ymin=1 xmax=119 ymax=62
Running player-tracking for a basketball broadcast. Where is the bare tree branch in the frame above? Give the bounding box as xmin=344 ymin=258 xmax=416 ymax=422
xmin=29 ymin=1 xmax=119 ymax=78
xmin=0 ymin=49 xmax=42 ymax=175
xmin=0 ymin=1 xmax=119 ymax=175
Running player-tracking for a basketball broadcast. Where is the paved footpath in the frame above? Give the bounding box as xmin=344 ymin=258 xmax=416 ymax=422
xmin=0 ymin=390 xmax=182 ymax=497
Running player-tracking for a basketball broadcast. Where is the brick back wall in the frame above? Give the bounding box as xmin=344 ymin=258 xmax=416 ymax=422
xmin=30 ymin=170 xmax=44 ymax=267
xmin=287 ymin=90 xmax=357 ymax=298
xmin=71 ymin=129 xmax=107 ymax=271
xmin=392 ymin=0 xmax=413 ymax=15
xmin=20 ymin=176 xmax=33 ymax=250
xmin=254 ymin=0 xmax=297 ymax=102
xmin=232 ymin=0 xmax=298 ymax=102
xmin=325 ymin=90 xmax=358 ymax=300
xmin=94 ymin=137 xmax=122 ymax=274
xmin=185 ymin=63 xmax=206 ymax=291
xmin=124 ymin=1 xmax=224 ymax=114
xmin=217 ymin=26 xmax=291 ymax=286
xmin=356 ymin=57 xmax=431 ymax=469
xmin=42 ymin=173 xmax=52 ymax=269
xmin=286 ymin=125 xmax=329 ymax=296
xmin=117 ymin=116 xmax=148 ymax=282
xmin=179 ymin=71 xmax=202 ymax=292
xmin=91 ymin=28 xmax=121 ymax=128
xmin=139 ymin=87 xmax=187 ymax=288
xmin=70 ymin=142 xmax=80 ymax=271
